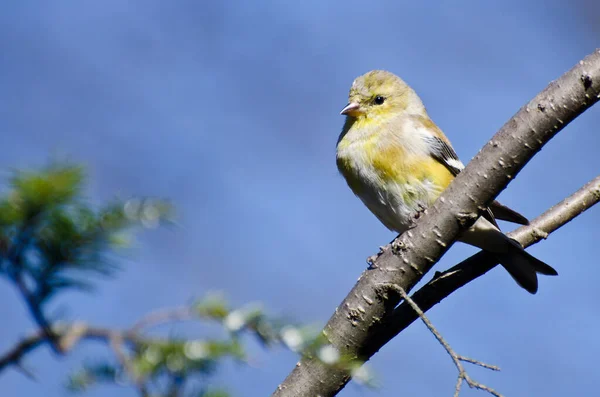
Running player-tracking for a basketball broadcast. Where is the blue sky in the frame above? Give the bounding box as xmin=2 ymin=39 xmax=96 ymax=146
xmin=1 ymin=1 xmax=599 ymax=396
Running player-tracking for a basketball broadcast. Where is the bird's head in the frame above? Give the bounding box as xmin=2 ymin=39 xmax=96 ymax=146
xmin=340 ymin=70 xmax=425 ymax=121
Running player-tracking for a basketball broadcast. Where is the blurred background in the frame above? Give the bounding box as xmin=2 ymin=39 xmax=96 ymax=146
xmin=1 ymin=1 xmax=599 ymax=396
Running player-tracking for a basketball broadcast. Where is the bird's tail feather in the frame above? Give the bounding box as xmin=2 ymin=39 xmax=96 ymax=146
xmin=494 ymin=238 xmax=558 ymax=294
xmin=460 ymin=218 xmax=558 ymax=294
xmin=489 ymin=200 xmax=530 ymax=225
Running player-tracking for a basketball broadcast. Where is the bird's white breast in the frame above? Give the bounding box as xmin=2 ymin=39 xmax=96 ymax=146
xmin=337 ymin=119 xmax=443 ymax=233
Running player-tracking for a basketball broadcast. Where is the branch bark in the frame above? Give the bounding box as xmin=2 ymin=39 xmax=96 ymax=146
xmin=367 ymin=174 xmax=600 ymax=359
xmin=273 ymin=49 xmax=600 ymax=396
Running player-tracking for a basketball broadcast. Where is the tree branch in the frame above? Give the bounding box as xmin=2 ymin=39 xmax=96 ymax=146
xmin=0 ymin=323 xmax=150 ymax=372
xmin=5 ymin=215 xmax=64 ymax=354
xmin=377 ymin=174 xmax=600 ymax=347
xmin=130 ymin=306 xmax=196 ymax=333
xmin=273 ymin=49 xmax=600 ymax=396
xmin=10 ymin=274 xmax=63 ymax=354
xmin=394 ymin=286 xmax=502 ymax=397
xmin=1 ymin=300 xmax=198 ymax=373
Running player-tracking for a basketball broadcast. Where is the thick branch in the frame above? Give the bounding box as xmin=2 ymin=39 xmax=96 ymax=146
xmin=274 ymin=49 xmax=600 ymax=396
xmin=367 ymin=174 xmax=600 ymax=356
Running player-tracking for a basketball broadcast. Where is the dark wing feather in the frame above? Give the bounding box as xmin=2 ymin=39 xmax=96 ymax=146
xmin=425 ymin=135 xmax=500 ymax=226
xmin=424 ymin=135 xmax=464 ymax=177
xmin=424 ymin=134 xmax=529 ymax=226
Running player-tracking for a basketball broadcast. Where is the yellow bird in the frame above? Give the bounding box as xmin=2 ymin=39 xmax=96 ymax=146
xmin=336 ymin=70 xmax=557 ymax=293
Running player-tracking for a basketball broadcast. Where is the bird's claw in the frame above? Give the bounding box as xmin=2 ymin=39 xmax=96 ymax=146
xmin=413 ymin=204 xmax=426 ymax=220
xmin=367 ymin=245 xmax=388 ymax=268
xmin=406 ymin=205 xmax=427 ymax=229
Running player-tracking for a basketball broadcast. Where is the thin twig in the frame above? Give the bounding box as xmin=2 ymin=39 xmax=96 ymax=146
xmin=10 ymin=271 xmax=63 ymax=354
xmin=459 ymin=356 xmax=500 ymax=371
xmin=4 ymin=215 xmax=64 ymax=354
xmin=109 ymin=333 xmax=149 ymax=396
xmin=131 ymin=306 xmax=196 ymax=333
xmin=0 ymin=318 xmax=173 ymax=372
xmin=58 ymin=322 xmax=89 ymax=351
xmin=109 ymin=334 xmax=135 ymax=378
xmin=13 ymin=362 xmax=37 ymax=380
xmin=394 ymin=286 xmax=502 ymax=397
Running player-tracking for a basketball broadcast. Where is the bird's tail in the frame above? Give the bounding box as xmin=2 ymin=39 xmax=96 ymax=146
xmin=494 ymin=238 xmax=558 ymax=294
xmin=460 ymin=217 xmax=558 ymax=294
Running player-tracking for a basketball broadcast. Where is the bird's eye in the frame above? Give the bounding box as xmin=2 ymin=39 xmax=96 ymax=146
xmin=374 ymin=96 xmax=385 ymax=105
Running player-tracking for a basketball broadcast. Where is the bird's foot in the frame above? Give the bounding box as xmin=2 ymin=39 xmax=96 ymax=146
xmin=413 ymin=204 xmax=426 ymax=220
xmin=367 ymin=245 xmax=388 ymax=268
xmin=406 ymin=204 xmax=427 ymax=229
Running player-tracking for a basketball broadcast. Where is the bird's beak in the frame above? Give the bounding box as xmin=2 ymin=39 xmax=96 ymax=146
xmin=340 ymin=102 xmax=363 ymax=117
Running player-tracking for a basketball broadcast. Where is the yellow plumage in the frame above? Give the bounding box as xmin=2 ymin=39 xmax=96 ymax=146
xmin=336 ymin=70 xmax=557 ymax=293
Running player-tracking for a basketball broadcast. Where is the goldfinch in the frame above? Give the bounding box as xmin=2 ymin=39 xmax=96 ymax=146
xmin=336 ymin=70 xmax=557 ymax=294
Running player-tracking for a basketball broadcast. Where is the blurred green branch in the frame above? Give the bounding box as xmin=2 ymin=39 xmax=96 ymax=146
xmin=0 ymin=295 xmax=299 ymax=397
xmin=0 ymin=164 xmax=173 ymax=354
xmin=0 ymin=163 xmax=355 ymax=397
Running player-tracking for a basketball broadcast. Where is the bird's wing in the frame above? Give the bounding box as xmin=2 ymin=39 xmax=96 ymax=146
xmin=420 ymin=132 xmax=498 ymax=226
xmin=422 ymin=129 xmax=529 ymax=226
xmin=423 ymin=134 xmax=464 ymax=177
